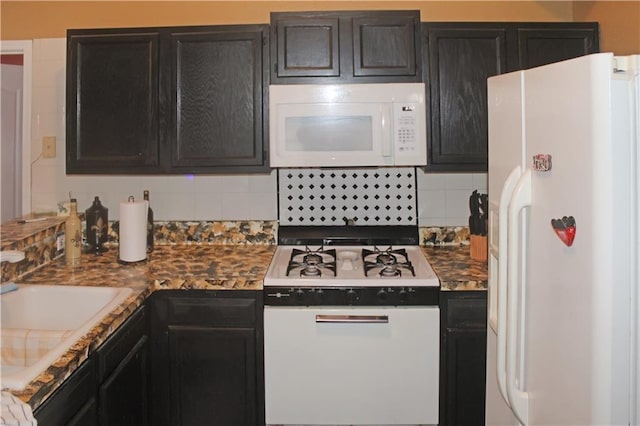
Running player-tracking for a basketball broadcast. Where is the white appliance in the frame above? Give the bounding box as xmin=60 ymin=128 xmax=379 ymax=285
xmin=486 ymin=52 xmax=640 ymax=425
xmin=263 ymin=226 xmax=440 ymax=426
xmin=269 ymin=83 xmax=427 ymax=167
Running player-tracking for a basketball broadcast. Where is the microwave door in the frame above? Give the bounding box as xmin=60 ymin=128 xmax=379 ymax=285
xmin=271 ymin=103 xmax=390 ymax=167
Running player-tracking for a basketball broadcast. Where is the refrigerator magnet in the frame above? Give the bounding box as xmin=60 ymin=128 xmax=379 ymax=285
xmin=533 ymin=154 xmax=552 ymax=172
xmin=551 ymin=216 xmax=576 ymax=247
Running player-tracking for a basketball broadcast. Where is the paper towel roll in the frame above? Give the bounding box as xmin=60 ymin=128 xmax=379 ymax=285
xmin=119 ymin=199 xmax=148 ymax=263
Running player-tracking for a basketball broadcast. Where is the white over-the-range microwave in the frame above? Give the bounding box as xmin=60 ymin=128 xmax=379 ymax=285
xmin=269 ymin=83 xmax=427 ymax=167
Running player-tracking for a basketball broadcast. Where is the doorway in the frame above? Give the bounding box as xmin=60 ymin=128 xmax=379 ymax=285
xmin=0 ymin=40 xmax=32 ymax=222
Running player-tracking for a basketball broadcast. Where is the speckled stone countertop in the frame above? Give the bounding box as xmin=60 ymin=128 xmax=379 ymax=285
xmin=6 ymin=245 xmax=276 ymax=409
xmin=422 ymin=245 xmax=488 ymax=291
xmin=5 ymin=242 xmax=486 ymax=410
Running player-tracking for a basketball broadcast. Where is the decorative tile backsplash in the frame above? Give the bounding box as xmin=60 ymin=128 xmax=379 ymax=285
xmin=278 ymin=167 xmax=417 ymax=226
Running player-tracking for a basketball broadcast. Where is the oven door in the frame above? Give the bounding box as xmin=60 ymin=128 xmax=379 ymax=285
xmin=264 ymin=306 xmax=439 ymax=425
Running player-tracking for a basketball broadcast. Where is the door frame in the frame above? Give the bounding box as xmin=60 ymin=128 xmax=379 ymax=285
xmin=1 ymin=40 xmax=32 ymax=215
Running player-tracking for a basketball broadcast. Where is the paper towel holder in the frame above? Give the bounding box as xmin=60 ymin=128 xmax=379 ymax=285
xmin=118 ymin=195 xmax=149 ymax=265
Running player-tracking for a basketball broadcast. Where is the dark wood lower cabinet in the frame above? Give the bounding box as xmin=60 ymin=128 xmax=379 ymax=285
xmin=440 ymin=291 xmax=488 ymax=426
xmin=33 ymin=305 xmax=148 ymax=426
xmin=150 ymin=290 xmax=264 ymax=426
xmin=34 ymin=358 xmax=98 ymax=425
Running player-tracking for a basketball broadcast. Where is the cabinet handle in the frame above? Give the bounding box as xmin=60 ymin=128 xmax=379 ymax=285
xmin=315 ymin=314 xmax=388 ymax=324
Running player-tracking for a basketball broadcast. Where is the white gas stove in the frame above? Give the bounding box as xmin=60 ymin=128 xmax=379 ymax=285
xmin=264 ymin=226 xmax=440 ymax=426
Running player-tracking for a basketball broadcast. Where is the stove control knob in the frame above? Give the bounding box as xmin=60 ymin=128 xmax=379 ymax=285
xmin=346 ymin=289 xmax=358 ymax=305
xmin=399 ymin=288 xmax=409 ymax=303
xmin=294 ymin=289 xmax=305 ymax=302
xmin=313 ymin=289 xmax=325 ymax=304
xmin=377 ymin=289 xmax=388 ymax=302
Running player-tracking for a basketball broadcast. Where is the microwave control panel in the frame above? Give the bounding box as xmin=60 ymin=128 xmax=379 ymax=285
xmin=393 ymin=102 xmax=426 ymax=165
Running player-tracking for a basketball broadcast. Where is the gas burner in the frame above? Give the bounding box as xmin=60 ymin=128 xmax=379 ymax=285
xmin=286 ymin=246 xmax=337 ymax=277
xmin=362 ymin=246 xmax=416 ymax=277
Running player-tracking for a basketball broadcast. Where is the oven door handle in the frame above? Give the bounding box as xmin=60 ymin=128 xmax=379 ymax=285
xmin=315 ymin=314 xmax=389 ymax=324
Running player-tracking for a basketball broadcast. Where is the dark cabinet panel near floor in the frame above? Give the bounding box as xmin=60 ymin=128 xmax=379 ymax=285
xmin=34 ymin=358 xmax=98 ymax=426
xmin=67 ymin=25 xmax=269 ymax=175
xmin=168 ymin=326 xmax=257 ymax=425
xmin=270 ymin=10 xmax=421 ymax=84
xmin=423 ymin=22 xmax=599 ymax=172
xmin=440 ymin=291 xmax=487 ymax=426
xmin=96 ymin=306 xmax=149 ymax=426
xmin=149 ymin=290 xmax=264 ymax=426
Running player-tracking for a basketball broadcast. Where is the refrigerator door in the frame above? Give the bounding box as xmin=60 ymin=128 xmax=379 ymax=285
xmin=519 ymin=53 xmax=633 ymax=425
xmin=486 ymin=70 xmax=525 ymax=426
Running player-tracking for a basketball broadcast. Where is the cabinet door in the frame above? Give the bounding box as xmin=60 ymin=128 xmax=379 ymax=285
xmin=442 ymin=328 xmax=487 ymax=426
xmin=424 ymin=24 xmax=507 ymax=172
xmin=510 ymin=23 xmax=599 ymax=71
xmin=34 ymin=358 xmax=97 ymax=425
xmin=96 ymin=305 xmax=149 ymax=425
xmin=168 ymin=26 xmax=269 ymax=172
xmin=66 ymin=30 xmax=161 ymax=173
xmin=270 ymin=11 xmax=421 ymax=84
xmin=149 ymin=291 xmax=263 ymax=426
xmin=439 ymin=291 xmax=487 ymax=426
xmin=272 ymin=16 xmax=340 ymax=78
xmin=168 ymin=326 xmax=257 ymax=425
xmin=353 ymin=13 xmax=420 ymax=78
xmin=98 ymin=336 xmax=149 ymax=426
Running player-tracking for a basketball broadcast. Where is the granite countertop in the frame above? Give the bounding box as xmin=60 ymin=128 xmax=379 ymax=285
xmin=5 ymin=243 xmax=486 ymax=410
xmin=6 ymin=245 xmax=276 ymax=409
xmin=422 ymin=245 xmax=488 ymax=291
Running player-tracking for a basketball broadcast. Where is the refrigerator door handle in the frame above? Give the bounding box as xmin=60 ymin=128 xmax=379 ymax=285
xmin=494 ymin=166 xmax=523 ymax=408
xmin=506 ymin=169 xmax=532 ymax=425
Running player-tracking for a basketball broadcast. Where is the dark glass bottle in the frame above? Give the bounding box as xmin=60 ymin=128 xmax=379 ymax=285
xmin=143 ymin=190 xmax=154 ymax=252
xmin=85 ymin=196 xmax=108 ymax=253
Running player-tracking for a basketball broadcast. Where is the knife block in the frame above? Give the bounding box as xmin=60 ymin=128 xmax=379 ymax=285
xmin=470 ymin=235 xmax=488 ymax=262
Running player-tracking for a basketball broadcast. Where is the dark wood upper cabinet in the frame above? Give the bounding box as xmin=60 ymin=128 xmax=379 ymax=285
xmin=66 ymin=25 xmax=270 ymax=175
xmin=270 ymin=11 xmax=422 ymax=84
xmin=274 ymin=16 xmax=340 ymax=78
xmin=509 ymin=23 xmax=600 ymax=71
xmin=168 ymin=27 xmax=268 ymax=171
xmin=66 ymin=30 xmax=162 ymax=173
xmin=424 ymin=24 xmax=508 ymax=172
xmin=423 ymin=22 xmax=599 ymax=172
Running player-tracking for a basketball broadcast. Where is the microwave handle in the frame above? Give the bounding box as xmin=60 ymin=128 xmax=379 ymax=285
xmin=382 ymin=106 xmax=392 ymax=157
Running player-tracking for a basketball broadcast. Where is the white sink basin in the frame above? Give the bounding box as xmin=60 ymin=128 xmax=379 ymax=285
xmin=1 ymin=284 xmax=133 ymax=390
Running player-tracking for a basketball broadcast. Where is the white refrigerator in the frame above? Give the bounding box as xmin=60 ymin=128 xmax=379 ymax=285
xmin=485 ymin=52 xmax=640 ymax=425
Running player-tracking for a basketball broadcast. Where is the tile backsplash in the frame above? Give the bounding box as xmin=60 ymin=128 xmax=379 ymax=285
xmin=26 ymin=38 xmax=486 ymax=227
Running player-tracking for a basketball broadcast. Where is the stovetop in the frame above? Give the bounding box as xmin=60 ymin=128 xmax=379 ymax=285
xmin=264 ymin=245 xmax=439 ymax=287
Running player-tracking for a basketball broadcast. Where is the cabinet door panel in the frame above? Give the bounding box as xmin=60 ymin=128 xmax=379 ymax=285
xmin=170 ymin=28 xmax=267 ymax=169
xmin=514 ymin=26 xmax=600 ymax=70
xmin=275 ymin=18 xmax=340 ymax=77
xmin=353 ymin=15 xmax=418 ymax=77
xmin=425 ymin=26 xmax=507 ymax=171
xmin=168 ymin=326 xmax=257 ymax=426
xmin=442 ymin=328 xmax=487 ymax=426
xmin=66 ymin=31 xmax=160 ymax=173
xmin=98 ymin=336 xmax=149 ymax=426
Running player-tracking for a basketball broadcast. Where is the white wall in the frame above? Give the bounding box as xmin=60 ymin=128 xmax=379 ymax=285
xmin=29 ymin=38 xmax=487 ymax=226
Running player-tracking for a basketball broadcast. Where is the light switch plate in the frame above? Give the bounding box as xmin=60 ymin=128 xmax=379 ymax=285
xmin=42 ymin=136 xmax=56 ymax=158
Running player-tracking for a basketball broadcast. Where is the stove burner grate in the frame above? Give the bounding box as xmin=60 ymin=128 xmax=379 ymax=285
xmin=286 ymin=246 xmax=337 ymax=277
xmin=362 ymin=246 xmax=416 ymax=277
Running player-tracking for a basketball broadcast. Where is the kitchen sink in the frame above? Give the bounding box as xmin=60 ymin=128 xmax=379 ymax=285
xmin=1 ymin=284 xmax=132 ymax=390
